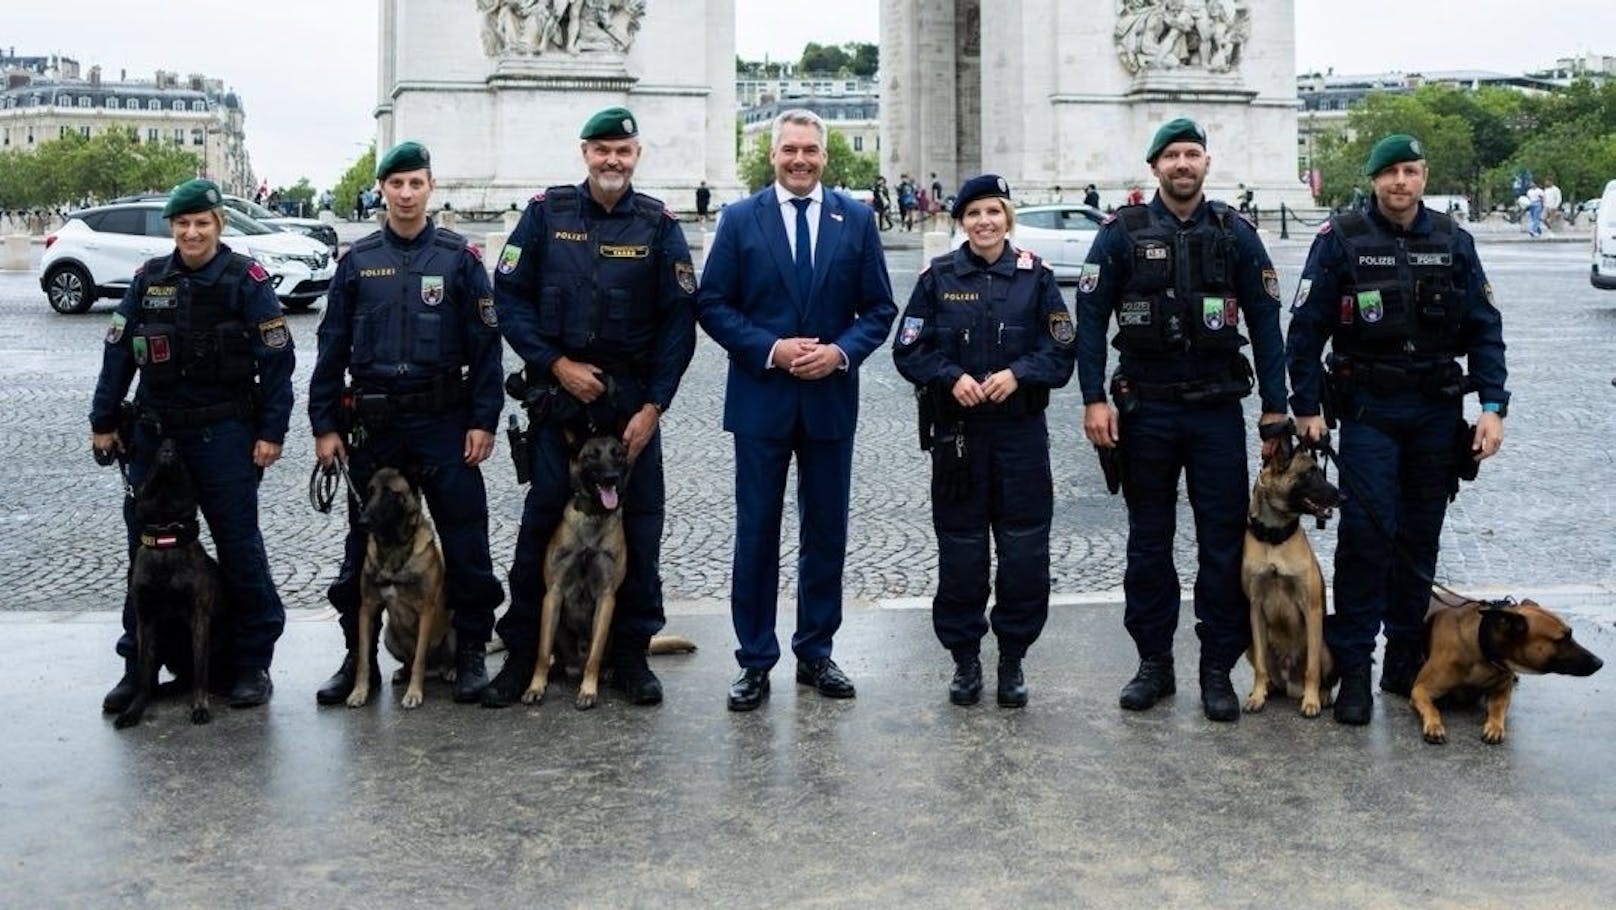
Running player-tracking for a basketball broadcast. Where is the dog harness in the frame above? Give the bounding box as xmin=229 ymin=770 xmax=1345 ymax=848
xmin=1246 ymin=515 xmax=1299 ymax=546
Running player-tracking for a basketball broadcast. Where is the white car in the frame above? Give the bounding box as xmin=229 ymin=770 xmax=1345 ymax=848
xmin=41 ymin=201 xmax=335 ymax=314
xmin=1590 ymin=179 xmax=1616 ymax=290
xmin=949 ymin=203 xmax=1107 ymax=280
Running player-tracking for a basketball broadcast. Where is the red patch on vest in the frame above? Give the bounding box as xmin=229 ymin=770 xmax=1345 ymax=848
xmin=1102 ymin=212 xmax=1118 ymax=225
xmin=465 ymin=241 xmax=484 ymax=261
xmin=246 ymin=261 xmax=270 ymax=282
xmin=663 ymin=207 xmax=678 ymax=220
xmin=1317 ymin=221 xmax=1333 ymax=235
xmin=530 ymin=192 xmax=546 ymax=203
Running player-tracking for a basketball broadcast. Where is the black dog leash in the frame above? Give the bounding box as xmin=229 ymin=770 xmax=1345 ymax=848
xmin=308 ymin=457 xmax=363 ymax=513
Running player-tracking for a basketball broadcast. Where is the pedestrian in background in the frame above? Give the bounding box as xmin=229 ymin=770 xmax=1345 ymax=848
xmin=696 ymin=179 xmax=712 ymax=224
xmin=893 ymin=174 xmax=1076 ymax=708
xmin=1286 ymin=134 xmax=1508 ymax=725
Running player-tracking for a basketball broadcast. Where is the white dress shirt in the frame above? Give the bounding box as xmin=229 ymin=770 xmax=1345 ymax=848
xmin=775 ymin=182 xmax=824 ymax=267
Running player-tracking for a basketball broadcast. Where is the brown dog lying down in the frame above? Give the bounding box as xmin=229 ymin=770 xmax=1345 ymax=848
xmin=1412 ymin=596 xmax=1604 ymax=745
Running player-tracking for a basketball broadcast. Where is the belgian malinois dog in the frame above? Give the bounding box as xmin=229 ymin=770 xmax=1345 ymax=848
xmin=348 ymin=467 xmax=451 ymax=709
xmin=1412 ymin=596 xmax=1603 ymax=745
xmin=116 ymin=438 xmax=225 ymax=729
xmin=1240 ymin=427 xmax=1342 ymax=717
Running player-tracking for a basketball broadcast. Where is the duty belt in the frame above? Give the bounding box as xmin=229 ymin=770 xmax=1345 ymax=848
xmin=1329 ymin=357 xmax=1465 ymax=398
xmin=353 ymin=376 xmax=468 ymax=418
xmin=139 ymin=397 xmax=253 ymax=430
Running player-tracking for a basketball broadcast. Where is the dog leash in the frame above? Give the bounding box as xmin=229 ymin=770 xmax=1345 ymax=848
xmin=308 ymin=457 xmax=363 ymax=513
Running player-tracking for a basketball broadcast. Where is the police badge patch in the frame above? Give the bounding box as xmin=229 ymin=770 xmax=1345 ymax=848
xmin=1048 ymin=311 xmax=1076 ymax=346
xmin=259 ymin=316 xmax=290 ymax=349
xmin=1016 ymin=249 xmax=1034 ymax=270
xmin=1291 ymin=278 xmax=1312 ymax=310
xmin=105 ymin=314 xmax=126 ymax=345
xmin=421 ymin=275 xmax=444 ymax=306
xmin=479 ymin=296 xmax=498 ymax=328
xmin=1262 ymin=268 xmax=1280 ymax=301
xmin=898 ymin=316 xmax=924 ymax=346
xmin=675 ymin=261 xmax=696 ymax=295
xmin=1483 ymin=282 xmax=1496 ymax=308
xmin=1356 ymin=289 xmax=1384 ymax=323
xmin=1077 ymin=263 xmax=1101 ymax=295
xmin=1203 ymin=297 xmax=1225 ymax=331
xmin=497 ymin=244 xmax=522 ymax=275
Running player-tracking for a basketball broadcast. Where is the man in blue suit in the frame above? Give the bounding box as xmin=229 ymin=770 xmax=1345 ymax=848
xmin=697 ymin=109 xmax=897 ymax=711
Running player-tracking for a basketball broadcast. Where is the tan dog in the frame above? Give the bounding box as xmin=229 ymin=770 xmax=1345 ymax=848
xmin=348 ymin=468 xmax=451 ymax=709
xmin=1240 ymin=431 xmax=1342 ymax=717
xmin=1412 ymin=596 xmax=1604 ymax=744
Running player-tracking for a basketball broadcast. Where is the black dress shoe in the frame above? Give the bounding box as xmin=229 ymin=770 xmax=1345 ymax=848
xmin=452 ymin=642 xmax=491 ymax=704
xmin=1119 ymin=653 xmax=1175 ymax=711
xmin=610 ymin=650 xmax=664 ymax=705
xmin=481 ymin=651 xmax=534 ymax=709
xmin=949 ymin=654 xmax=983 ymax=706
xmin=796 ymin=657 xmax=856 ymax=699
xmin=996 ymin=657 xmax=1028 ymax=708
xmin=1334 ymin=661 xmax=1374 ymax=726
xmin=315 ymin=653 xmax=380 ymax=706
xmin=727 ymin=667 xmax=770 ymax=711
xmin=102 ymin=658 xmax=139 ymax=714
xmin=228 ymin=668 xmax=274 ymax=708
xmin=1379 ymin=638 xmax=1422 ymax=698
xmin=1199 ymin=663 xmax=1239 ymax=722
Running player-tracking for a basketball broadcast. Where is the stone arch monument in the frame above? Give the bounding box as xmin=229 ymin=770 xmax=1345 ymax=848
xmin=879 ymin=0 xmax=1309 ymax=208
xmin=377 ymin=0 xmax=739 ymax=212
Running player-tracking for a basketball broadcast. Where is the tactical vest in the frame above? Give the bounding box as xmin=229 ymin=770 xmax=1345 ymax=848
xmin=1329 ymin=210 xmax=1463 ymax=359
xmin=1111 ymin=202 xmax=1245 ymax=356
xmin=345 ymin=226 xmax=469 ymax=384
xmin=924 ymin=249 xmax=1050 ymax=418
xmin=532 ymin=185 xmax=663 ymax=355
xmin=130 ymin=254 xmax=254 ymax=390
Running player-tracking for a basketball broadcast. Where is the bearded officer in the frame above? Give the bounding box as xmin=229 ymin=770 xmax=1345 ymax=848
xmin=483 ymin=106 xmax=697 ymax=708
xmin=308 ymin=140 xmax=506 ymax=706
xmin=92 ymin=177 xmax=293 ymax=711
xmin=1075 ymin=117 xmax=1289 ymax=723
xmin=1287 ymin=134 xmax=1508 ymax=725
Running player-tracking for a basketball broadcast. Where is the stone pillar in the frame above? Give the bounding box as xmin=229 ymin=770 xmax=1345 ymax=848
xmin=2 ymin=235 xmax=31 ymax=271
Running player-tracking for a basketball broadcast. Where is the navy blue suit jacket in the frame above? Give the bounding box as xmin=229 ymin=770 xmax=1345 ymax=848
xmin=697 ymin=186 xmax=896 ymax=439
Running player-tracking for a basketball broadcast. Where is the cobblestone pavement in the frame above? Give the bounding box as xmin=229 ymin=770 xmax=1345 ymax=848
xmin=3 ymin=234 xmax=1613 ymax=615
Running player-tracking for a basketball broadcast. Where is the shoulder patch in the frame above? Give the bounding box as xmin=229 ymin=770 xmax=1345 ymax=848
xmin=1016 ymin=249 xmax=1035 ymax=270
xmin=497 ymin=244 xmax=522 ymax=274
xmin=674 ymin=260 xmax=696 ymax=295
xmin=1483 ymin=282 xmax=1496 ymax=308
xmin=1262 ymin=268 xmax=1280 ymax=301
xmin=105 ymin=313 xmax=127 ymax=345
xmin=1077 ymin=263 xmax=1102 ymax=295
xmin=258 ymin=316 xmax=289 ymax=349
xmin=898 ymin=316 xmax=924 ymax=346
xmin=1291 ymin=278 xmax=1312 ymax=310
xmin=478 ymin=296 xmax=498 ymax=328
xmin=1048 ymin=310 xmax=1076 ymax=346
xmin=246 ymin=260 xmax=270 ymax=283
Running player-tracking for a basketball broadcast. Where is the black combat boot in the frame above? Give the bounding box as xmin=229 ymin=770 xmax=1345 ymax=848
xmin=1199 ymin=661 xmax=1240 ymax=722
xmin=1119 ymin=652 xmax=1175 ymax=711
xmin=1334 ymin=661 xmax=1374 ymax=726
xmin=996 ymin=656 xmax=1028 ymax=708
xmin=228 ymin=668 xmax=274 ymax=708
xmin=610 ymin=645 xmax=664 ymax=706
xmin=102 ymin=657 xmax=139 ymax=715
xmin=315 ymin=652 xmax=381 ymax=706
xmin=481 ymin=650 xmax=534 ymax=708
xmin=1379 ymin=638 xmax=1422 ymax=698
xmin=452 ymin=641 xmax=490 ymax=703
xmin=948 ymin=651 xmax=983 ymax=706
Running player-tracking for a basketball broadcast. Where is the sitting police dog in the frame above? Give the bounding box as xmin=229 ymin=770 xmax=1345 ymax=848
xmin=1240 ymin=422 xmax=1342 ymax=717
xmin=346 ymin=467 xmax=452 ymax=709
xmin=115 ymin=438 xmax=227 ymax=729
xmin=1412 ymin=596 xmax=1603 ymax=745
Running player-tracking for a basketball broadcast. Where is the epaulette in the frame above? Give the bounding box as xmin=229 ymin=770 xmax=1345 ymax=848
xmin=432 ymin=226 xmax=466 ymax=252
xmin=350 ymin=232 xmax=387 ymax=253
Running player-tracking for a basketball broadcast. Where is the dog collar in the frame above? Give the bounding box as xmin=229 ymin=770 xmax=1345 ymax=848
xmin=1247 ymin=515 xmax=1299 ymax=545
xmin=139 ymin=520 xmax=200 ymax=549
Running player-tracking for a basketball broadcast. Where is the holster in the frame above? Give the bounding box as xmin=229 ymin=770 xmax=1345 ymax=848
xmin=506 ymin=413 xmax=531 ymax=486
xmin=916 ymin=386 xmax=935 ymax=451
xmin=1452 ymin=417 xmax=1480 ymax=485
xmin=1109 ymin=375 xmax=1140 ymax=417
xmin=932 ymin=421 xmax=970 ymax=502
xmin=1096 ymin=444 xmax=1124 ymax=495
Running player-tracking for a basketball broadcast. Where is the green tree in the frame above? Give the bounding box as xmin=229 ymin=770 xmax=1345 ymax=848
xmin=1312 ymin=92 xmax=1475 ymax=206
xmin=0 ymin=130 xmax=197 ymax=209
xmin=275 ymin=177 xmax=317 ymax=216
xmin=847 ymin=42 xmax=879 ymax=77
xmin=736 ymin=128 xmax=878 ymax=192
xmin=799 ymin=42 xmax=850 ymax=74
xmin=331 ymin=144 xmax=377 ymax=219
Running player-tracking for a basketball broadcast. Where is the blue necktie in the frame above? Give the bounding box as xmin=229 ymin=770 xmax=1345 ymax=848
xmin=791 ymin=197 xmax=813 ymax=301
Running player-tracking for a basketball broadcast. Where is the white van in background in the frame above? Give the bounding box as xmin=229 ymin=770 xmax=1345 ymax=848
xmin=1592 ymin=179 xmax=1616 ymax=290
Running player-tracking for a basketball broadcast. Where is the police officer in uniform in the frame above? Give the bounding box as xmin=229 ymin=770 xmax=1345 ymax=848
xmin=1287 ymin=134 xmax=1508 ymax=725
xmin=92 ymin=178 xmax=294 ymax=711
xmin=308 ymin=141 xmax=506 ymax=705
xmin=484 ymin=106 xmax=698 ymax=707
xmin=1075 ymin=118 xmax=1289 ymax=722
xmin=894 ymin=174 xmax=1076 ymax=707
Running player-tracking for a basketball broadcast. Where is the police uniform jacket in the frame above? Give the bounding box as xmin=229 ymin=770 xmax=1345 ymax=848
xmin=893 ymin=243 xmax=1076 ymax=410
xmin=1286 ymin=200 xmax=1508 ymax=416
xmin=90 ymin=244 xmax=294 ymax=443
xmin=1075 ymin=195 xmax=1287 ymax=413
xmin=493 ymin=182 xmax=697 ymax=414
xmin=308 ymin=221 xmax=503 ymax=436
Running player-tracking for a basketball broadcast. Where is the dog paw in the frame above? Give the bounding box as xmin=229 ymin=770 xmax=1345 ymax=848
xmin=1422 ymin=724 xmax=1448 ymax=744
xmin=520 ymin=687 xmax=546 ymax=705
xmin=1243 ymin=693 xmax=1266 ymax=713
xmin=191 ymin=706 xmax=211 ymax=725
xmin=1481 ymin=723 xmax=1506 ymax=745
xmin=575 ymin=691 xmax=597 ymax=711
xmin=1300 ymin=698 xmax=1322 ymax=718
xmin=345 ymin=689 xmax=370 ymax=708
xmin=113 ymin=711 xmax=141 ymax=729
xmin=401 ymin=690 xmax=423 ymax=709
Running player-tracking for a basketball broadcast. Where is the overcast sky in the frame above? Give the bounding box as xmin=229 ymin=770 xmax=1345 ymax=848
xmin=4 ymin=1 xmax=1607 ymax=189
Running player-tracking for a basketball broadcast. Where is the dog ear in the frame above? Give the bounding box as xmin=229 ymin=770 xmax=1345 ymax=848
xmin=1480 ymin=608 xmax=1529 ymax=644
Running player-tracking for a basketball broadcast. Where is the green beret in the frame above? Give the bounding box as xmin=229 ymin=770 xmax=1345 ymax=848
xmin=162 ymin=178 xmax=223 ymax=218
xmin=1363 ymin=134 xmax=1425 ymax=176
xmin=580 ymin=106 xmax=638 ymax=141
xmin=375 ymin=140 xmax=431 ymax=180
xmin=1145 ymin=117 xmax=1207 ymax=163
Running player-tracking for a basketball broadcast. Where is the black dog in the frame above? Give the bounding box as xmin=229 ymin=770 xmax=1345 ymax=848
xmin=115 ymin=439 xmax=225 ymax=729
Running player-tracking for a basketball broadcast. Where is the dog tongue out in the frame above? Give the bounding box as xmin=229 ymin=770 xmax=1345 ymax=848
xmin=598 ymin=485 xmax=618 ymax=509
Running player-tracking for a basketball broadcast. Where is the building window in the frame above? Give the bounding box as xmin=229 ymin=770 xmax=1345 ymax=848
xmin=192 ymin=100 xmax=205 ymax=112
xmin=2 ymin=128 xmax=8 ymax=146
xmin=127 ymin=127 xmax=138 ymax=140
xmin=106 ymin=96 xmax=119 ymax=109
xmin=59 ymin=125 xmax=69 ymax=139
xmin=148 ymin=127 xmax=159 ymax=142
xmin=853 ymin=136 xmax=863 ymax=151
xmin=148 ymin=99 xmax=160 ymax=111
xmin=192 ymin=128 xmax=204 ymax=146
xmin=81 ymin=125 xmax=91 ymax=137
xmin=27 ymin=127 xmax=35 ymax=144
xmin=79 ymin=96 xmax=91 ymax=107
xmin=173 ymin=128 xmax=185 ymax=143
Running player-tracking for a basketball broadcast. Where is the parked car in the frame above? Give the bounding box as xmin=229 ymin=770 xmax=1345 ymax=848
xmin=1591 ymin=181 xmax=1616 ymax=290
xmin=949 ymin=203 xmax=1107 ymax=280
xmin=111 ymin=192 xmax=338 ymax=252
xmin=40 ymin=201 xmax=335 ymax=314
